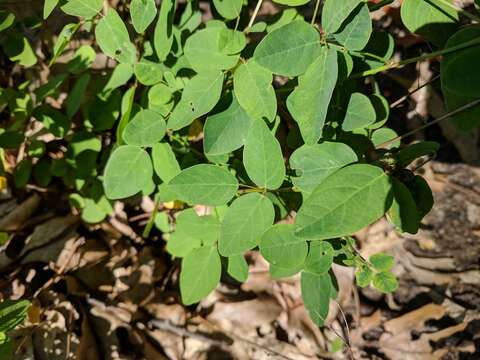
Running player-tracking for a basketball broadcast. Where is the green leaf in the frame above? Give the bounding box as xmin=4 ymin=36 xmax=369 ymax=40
xmin=301 ymin=272 xmax=331 ymax=326
xmin=259 ymin=224 xmax=308 ymax=269
xmin=151 ymin=143 xmax=181 ymax=182
xmin=296 ymin=164 xmax=392 ymax=240
xmin=44 ymin=0 xmax=59 ymax=18
xmin=35 ymin=74 xmax=68 ymax=102
xmin=180 ymin=246 xmax=221 ymax=305
xmin=14 ymin=159 xmax=32 ymax=188
xmin=388 ymin=178 xmax=420 ymax=234
xmin=0 ymin=299 xmax=30 ymax=332
xmin=290 ymin=142 xmax=357 ymax=196
xmin=95 ymin=9 xmax=137 ymax=64
xmin=0 ymin=11 xmax=14 ymax=32
xmin=355 ymin=265 xmax=373 ymax=288
xmin=61 ymin=0 xmax=103 ymax=18
xmin=68 ymin=45 xmax=96 ymax=74
xmin=369 ymin=253 xmax=394 ymax=272
xmin=66 ymin=73 xmax=90 ymax=118
xmin=407 ymin=175 xmax=433 ymax=219
xmin=122 ymin=109 xmax=166 ymax=146
xmin=33 ymin=158 xmax=52 ymax=187
xmin=167 ymin=229 xmax=200 ymax=258
xmin=103 ymin=63 xmax=134 ymax=93
xmin=367 ymin=94 xmax=390 ymax=129
xmin=267 ymin=8 xmax=302 ymax=33
xmin=342 ymin=93 xmax=376 ymax=131
xmin=233 ymin=59 xmax=277 ymax=122
xmin=243 ymin=120 xmax=285 ymax=190
xmin=87 ymin=90 xmax=121 ymax=131
xmin=204 ymin=94 xmax=252 ymax=156
xmin=272 ymin=0 xmax=310 ymax=5
xmin=103 ymin=145 xmax=153 ymax=199
xmin=441 ymin=26 xmax=480 ymax=130
xmin=134 ymin=61 xmax=164 ymax=86
xmin=218 ymin=193 xmax=274 ymax=256
xmin=322 ymin=0 xmax=363 ymax=34
xmin=3 ymin=33 xmax=37 ymax=67
xmin=227 ymin=255 xmax=249 ymax=282
xmin=154 ymin=0 xmax=176 ymax=61
xmin=168 ymin=164 xmax=238 ymax=206
xmin=168 ymin=71 xmax=224 ymax=131
xmin=287 ymin=46 xmax=338 ymax=144
xmin=396 ymin=141 xmax=439 ymax=168
xmin=442 ymin=40 xmax=480 ymax=98
xmin=167 ymin=209 xmax=220 ymax=257
xmin=34 ymin=105 xmax=71 ymax=138
xmin=81 ymin=197 xmax=112 ymax=223
xmin=154 ymin=212 xmax=170 ymax=232
xmin=130 ymin=0 xmax=157 ymax=33
xmin=371 ymin=128 xmax=400 ymax=148
xmin=213 ymin=0 xmax=243 ymax=20
xmin=50 ymin=23 xmax=80 ymax=66
xmin=372 ymin=271 xmax=398 ymax=293
xmin=304 ymin=241 xmax=335 ymax=275
xmin=270 ymin=263 xmax=303 ymax=279
xmin=254 ymin=20 xmax=321 ymax=77
xmin=401 ymin=0 xmax=458 ymax=46
xmin=333 ymin=3 xmax=372 ymax=51
xmin=184 ymin=27 xmax=242 ymax=72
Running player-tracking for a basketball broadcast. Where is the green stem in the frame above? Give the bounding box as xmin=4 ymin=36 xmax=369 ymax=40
xmin=353 ymin=37 xmax=480 ymax=78
xmin=311 ymin=0 xmax=321 ymax=25
xmin=143 ymin=197 xmax=161 ymax=238
xmin=434 ymin=0 xmax=480 ymax=23
xmin=376 ymin=98 xmax=480 ymax=148
xmin=245 ymin=0 xmax=263 ymax=33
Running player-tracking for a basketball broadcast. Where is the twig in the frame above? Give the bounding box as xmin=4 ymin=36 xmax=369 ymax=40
xmin=244 ymin=0 xmax=264 ymax=33
xmin=353 ymin=37 xmax=480 ymax=78
xmin=376 ymin=98 xmax=480 ymax=148
xmin=390 ymin=74 xmax=440 ymax=108
xmin=147 ymin=319 xmax=228 ymax=348
xmin=311 ymin=0 xmax=321 ymax=25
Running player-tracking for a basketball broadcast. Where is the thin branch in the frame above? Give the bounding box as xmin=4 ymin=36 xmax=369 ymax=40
xmin=390 ymin=74 xmax=440 ymax=108
xmin=311 ymin=0 xmax=321 ymax=25
xmin=353 ymin=37 xmax=480 ymax=78
xmin=244 ymin=0 xmax=264 ymax=33
xmin=377 ymin=98 xmax=480 ymax=148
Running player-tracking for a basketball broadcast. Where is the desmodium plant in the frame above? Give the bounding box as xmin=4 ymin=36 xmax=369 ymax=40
xmin=1 ymin=0 xmax=480 ymax=327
